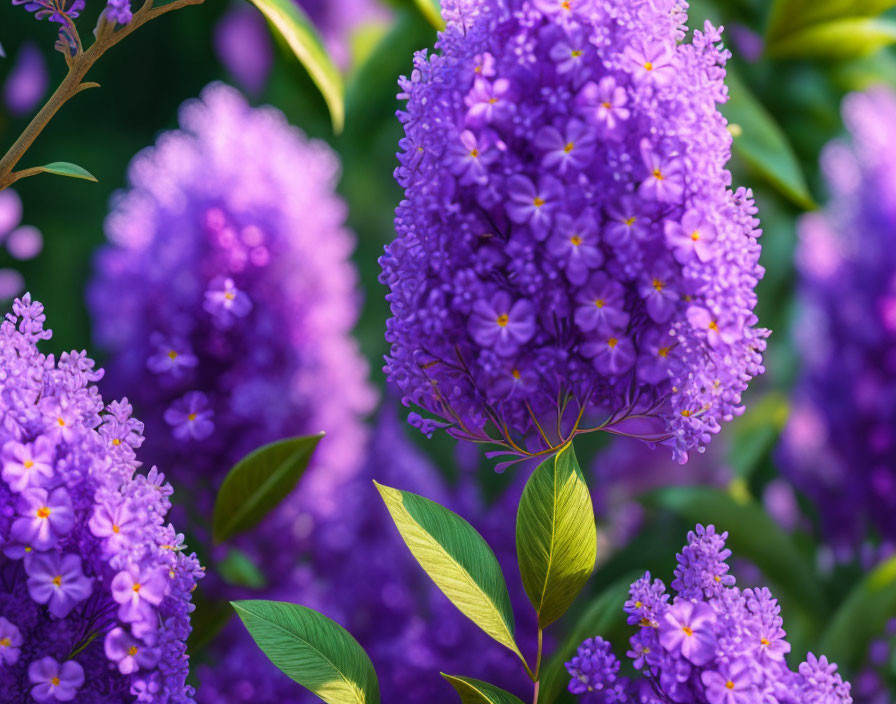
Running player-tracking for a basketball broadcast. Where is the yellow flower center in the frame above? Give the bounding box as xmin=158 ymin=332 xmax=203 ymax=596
xmin=51 ymin=677 xmax=60 ymax=687
xmin=570 ymin=235 xmax=583 ymax=247
xmin=57 ymin=417 xmax=65 ymax=427
xmin=682 ymin=626 xmax=694 ymax=637
xmin=607 ymin=337 xmax=618 ymax=349
xmin=512 ymin=369 xmax=521 ymax=380
xmin=496 ymin=314 xmax=510 ymax=327
xmin=470 ymin=148 xmax=479 ymax=158
xmin=602 ymin=101 xmax=612 ymax=109
xmin=488 ymin=97 xmax=498 ymax=104
xmin=644 ymin=61 xmax=654 ymax=71
xmin=594 ymin=298 xmax=605 ymax=308
xmin=128 ymin=646 xmax=139 ymax=657
xmin=168 ymin=350 xmax=178 ymax=360
xmin=652 ymin=168 xmax=663 ymax=180
xmin=726 ymin=681 xmax=735 ymax=690
xmin=571 ymin=49 xmax=583 ymax=58
xmin=691 ymin=230 xmax=700 ymax=241
xmin=112 ymin=438 xmax=121 ymax=446
xmin=709 ymin=321 xmax=719 ymax=332
xmin=681 ymin=409 xmax=692 ymax=417
xmin=132 ymin=583 xmax=142 ymax=593
xmin=187 ymin=413 xmax=197 ymax=422
xmin=533 ymin=197 xmax=545 ymax=208
xmin=36 ymin=507 xmax=51 ymax=519
xmin=658 ymin=346 xmax=670 ymax=358
xmin=0 ymin=637 xmax=10 ymax=647
xmin=564 ymin=142 xmax=575 ymax=153
xmin=561 ymin=0 xmax=571 ymax=8
xmin=652 ymin=278 xmax=664 ymax=292
xmin=224 ymin=291 xmax=235 ymax=301
xmin=52 ymin=575 xmax=62 ymax=587
xmin=761 ymin=637 xmax=770 ymax=646
xmin=624 ymin=216 xmax=637 ymax=226
xmin=112 ymin=524 xmax=120 ymax=534
xmin=24 ymin=460 xmax=34 ymax=469
xmin=634 ymin=601 xmax=643 ymax=608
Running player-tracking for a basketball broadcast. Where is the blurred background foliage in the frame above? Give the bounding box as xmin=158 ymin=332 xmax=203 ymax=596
xmin=5 ymin=0 xmax=896 ymax=699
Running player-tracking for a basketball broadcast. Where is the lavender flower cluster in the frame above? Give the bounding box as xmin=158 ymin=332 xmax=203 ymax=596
xmin=566 ymin=525 xmax=852 ymax=703
xmin=777 ymin=87 xmax=896 ymax=548
xmin=11 ymin=0 xmax=133 ymax=52
xmin=0 ymin=295 xmax=202 ymax=703
xmin=381 ymin=0 xmax=768 ymax=463
xmin=195 ymin=409 xmax=533 ymax=703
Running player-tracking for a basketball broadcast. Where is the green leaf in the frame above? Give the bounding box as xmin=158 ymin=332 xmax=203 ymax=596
xmin=245 ymin=0 xmax=345 ymax=132
xmin=539 ymin=575 xmax=639 ymax=704
xmin=218 ymin=547 xmax=268 ymax=588
xmin=767 ymin=17 xmax=896 ymax=59
xmin=374 ymin=481 xmax=523 ymax=662
xmin=644 ymin=487 xmax=827 ymax=624
xmin=213 ymin=433 xmax=323 ymax=543
xmin=34 ymin=162 xmax=98 ymax=182
xmin=232 ymin=600 xmax=379 ymax=704
xmin=819 ymin=556 xmax=896 ymax=668
xmin=726 ymin=392 xmax=791 ymax=480
xmin=721 ymin=70 xmax=814 ymax=210
xmin=413 ymin=0 xmax=445 ymax=30
xmin=441 ymin=674 xmax=525 ymax=704
xmin=516 ymin=444 xmax=596 ymax=628
xmin=766 ymin=0 xmax=896 ymax=42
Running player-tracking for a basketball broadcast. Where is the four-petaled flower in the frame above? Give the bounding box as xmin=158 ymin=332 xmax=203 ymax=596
xmin=26 ymin=552 xmax=93 ymax=618
xmin=203 ymin=276 xmax=252 ymax=327
xmin=701 ymin=658 xmax=757 ymax=704
xmin=506 ymin=174 xmax=564 ymax=240
xmin=666 ymin=210 xmax=717 ymax=264
xmin=1 ymin=436 xmax=55 ymax=492
xmin=28 ymin=656 xmax=85 ymax=703
xmin=11 ymin=486 xmax=74 ymax=550
xmin=88 ymin=499 xmax=140 ymax=554
xmin=468 ymin=292 xmax=536 ymax=357
xmin=163 ymin=391 xmax=215 ymax=441
xmin=146 ymin=333 xmax=199 ymax=377
xmin=0 ymin=617 xmax=23 ymax=666
xmin=111 ymin=564 xmax=168 ymax=628
xmin=659 ymin=599 xmax=718 ymax=666
xmin=104 ymin=627 xmax=160 ymax=675
xmin=638 ymin=140 xmax=684 ymax=203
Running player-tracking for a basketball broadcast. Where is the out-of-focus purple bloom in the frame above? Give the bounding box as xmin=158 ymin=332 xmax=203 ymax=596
xmin=5 ymin=225 xmax=44 ymax=259
xmin=213 ymin=5 xmax=274 ymax=95
xmin=567 ymin=525 xmax=853 ymax=704
xmin=3 ymin=42 xmax=48 ymax=116
xmin=87 ymin=84 xmax=375 ymax=700
xmin=0 ymin=268 xmax=25 ymax=300
xmin=196 ymin=408 xmax=536 ymax=703
xmin=778 ymin=87 xmax=896 ymax=547
xmin=0 ymin=295 xmax=203 ymax=703
xmin=383 ymin=0 xmax=768 ymax=464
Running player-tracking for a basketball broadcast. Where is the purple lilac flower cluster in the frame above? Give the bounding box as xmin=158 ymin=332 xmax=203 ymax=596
xmin=195 ymin=408 xmax=534 ymax=703
xmin=0 ymin=295 xmax=202 ymax=703
xmin=777 ymin=86 xmax=896 ymax=547
xmin=566 ymin=525 xmax=852 ymax=703
xmin=11 ymin=0 xmax=132 ymax=53
xmin=88 ymin=82 xmax=375 ymax=528
xmin=381 ymin=0 xmax=768 ymax=464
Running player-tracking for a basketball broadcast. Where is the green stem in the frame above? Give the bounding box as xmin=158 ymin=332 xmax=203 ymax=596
xmin=0 ymin=0 xmax=204 ymax=190
xmin=532 ymin=627 xmax=544 ymax=704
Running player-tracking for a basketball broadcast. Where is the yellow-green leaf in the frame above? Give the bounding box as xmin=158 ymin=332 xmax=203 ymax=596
xmin=766 ymin=0 xmax=896 ymax=42
xmin=35 ymin=162 xmax=98 ymax=182
xmin=516 ymin=444 xmax=596 ymax=628
xmin=441 ymin=674 xmax=526 ymax=704
xmin=246 ymin=0 xmax=345 ymax=132
xmin=767 ymin=16 xmax=896 ymax=59
xmin=413 ymin=0 xmax=445 ymax=30
xmin=374 ymin=481 xmax=524 ymax=662
xmin=213 ymin=433 xmax=323 ymax=543
xmin=232 ymin=600 xmax=379 ymax=704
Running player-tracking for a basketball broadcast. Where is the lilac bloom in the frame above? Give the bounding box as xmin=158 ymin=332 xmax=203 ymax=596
xmin=625 ymin=41 xmax=676 ymax=87
xmin=533 ymin=0 xmax=582 ymax=15
xmin=468 ymin=292 xmax=536 ymax=356
xmin=39 ymin=398 xmax=80 ymax=443
xmin=213 ymin=5 xmax=274 ymax=96
xmin=756 ymin=624 xmax=791 ymax=663
xmin=28 ymin=657 xmax=85 ymax=703
xmin=536 ymin=119 xmax=596 ymax=174
xmin=547 ymin=212 xmax=604 ymax=285
xmin=687 ymin=306 xmax=737 ymax=348
xmin=111 ymin=565 xmax=168 ymax=626
xmin=0 ymin=617 xmax=23 ymax=665
xmin=163 ymin=391 xmax=215 ymax=441
xmin=492 ymin=363 xmax=539 ymax=400
xmin=11 ymin=486 xmax=74 ymax=550
xmin=579 ymin=76 xmax=630 ymax=137
xmin=26 ymin=552 xmax=93 ymax=618
xmin=2 ymin=436 xmax=55 ymax=492
xmin=603 ymin=197 xmax=649 ymax=246
xmin=146 ymin=333 xmax=198 ymax=377
xmin=638 ymin=262 xmax=679 ymax=322
xmin=636 ymin=328 xmax=676 ymax=385
xmin=659 ymin=599 xmax=717 ymax=666
xmin=465 ymin=78 xmax=515 ymax=126
xmin=104 ymin=627 xmax=160 ymax=674
xmin=701 ymin=659 xmax=757 ymax=704
xmin=506 ymin=174 xmax=563 ymax=239
xmin=89 ymin=500 xmax=140 ymax=553
xmin=472 ymin=52 xmax=496 ymax=78
xmin=582 ymin=333 xmax=636 ymax=376
xmin=204 ymin=276 xmax=251 ymax=327
xmin=638 ymin=140 xmax=684 ymax=202
xmin=574 ymin=272 xmax=629 ymax=333
xmin=447 ymin=129 xmax=500 ymax=186
xmin=665 ymin=209 xmax=717 ymax=263
xmin=549 ymin=26 xmax=590 ymax=77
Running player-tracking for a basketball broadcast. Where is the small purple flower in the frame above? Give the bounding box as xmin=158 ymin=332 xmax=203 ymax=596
xmin=111 ymin=565 xmax=168 ymax=626
xmin=638 ymin=141 xmax=684 ymax=202
xmin=549 ymin=26 xmax=590 ymax=77
xmin=0 ymin=617 xmax=23 ymax=665
xmin=579 ymin=76 xmax=630 ymax=137
xmin=88 ymin=499 xmax=139 ymax=553
xmin=147 ymin=334 xmax=198 ymax=376
xmin=506 ymin=174 xmax=563 ymax=239
xmin=638 ymin=263 xmax=679 ymax=323
xmin=636 ymin=328 xmax=676 ymax=385
xmin=666 ymin=209 xmax=717 ymax=263
xmin=465 ymin=78 xmax=515 ymax=126
xmin=104 ymin=627 xmax=160 ymax=674
xmin=11 ymin=486 xmax=74 ymax=550
xmin=26 ymin=552 xmax=93 ymax=618
xmin=1 ymin=436 xmax=55 ymax=492
xmin=701 ymin=659 xmax=756 ymax=704
xmin=468 ymin=292 xmax=536 ymax=356
xmin=687 ymin=306 xmax=735 ymax=348
xmin=602 ymin=197 xmax=648 ymax=246
xmin=547 ymin=212 xmax=604 ymax=285
xmin=448 ymin=129 xmax=501 ymax=186
xmin=626 ymin=41 xmax=676 ymax=86
xmin=659 ymin=599 xmax=717 ymax=666
xmin=163 ymin=391 xmax=215 ymax=441
xmin=28 ymin=657 xmax=85 ymax=703
xmin=204 ymin=276 xmax=251 ymax=327
xmin=582 ymin=333 xmax=636 ymax=376
xmin=574 ymin=272 xmax=630 ymax=333
xmin=536 ymin=119 xmax=596 ymax=174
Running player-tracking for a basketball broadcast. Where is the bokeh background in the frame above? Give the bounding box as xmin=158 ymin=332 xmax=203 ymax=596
xmin=4 ymin=0 xmax=896 ymax=702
